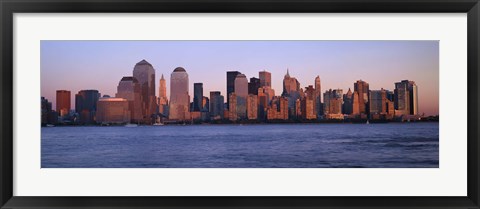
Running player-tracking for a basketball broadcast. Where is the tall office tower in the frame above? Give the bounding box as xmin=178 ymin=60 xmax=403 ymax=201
xmin=209 ymin=91 xmax=224 ymax=120
xmin=56 ymin=90 xmax=71 ymax=117
xmin=193 ymin=83 xmax=203 ymax=111
xmin=408 ymin=81 xmax=419 ymax=115
xmin=343 ymin=88 xmax=353 ymax=115
xmin=394 ymin=80 xmax=418 ymax=115
xmin=234 ymin=74 xmax=248 ymax=119
xmin=282 ymin=69 xmax=301 ymax=114
xmin=352 ymin=91 xmax=360 ymax=115
xmin=202 ymin=96 xmax=209 ymax=112
xmin=301 ymin=85 xmax=317 ymax=120
xmin=279 ymin=97 xmax=289 ymax=120
xmin=315 ymin=76 xmax=322 ymax=116
xmin=323 ymin=89 xmax=343 ymax=117
xmin=132 ymin=59 xmax=157 ymax=123
xmin=75 ymin=89 xmax=100 ymax=124
xmin=248 ymin=77 xmax=261 ymax=95
xmin=116 ymin=77 xmax=142 ymax=123
xmin=369 ymin=89 xmax=387 ymax=115
xmin=226 ymin=71 xmax=241 ymax=109
xmin=169 ymin=67 xmax=190 ymax=120
xmin=247 ymin=94 xmax=258 ymax=120
xmin=228 ymin=92 xmax=238 ymax=121
xmin=386 ymin=90 xmax=395 ymax=102
xmin=96 ymin=97 xmax=131 ymax=124
xmin=41 ymin=97 xmax=54 ymax=125
xmin=158 ymin=74 xmax=169 ymax=116
xmin=259 ymin=70 xmax=272 ymax=87
xmin=354 ymin=80 xmax=370 ymax=115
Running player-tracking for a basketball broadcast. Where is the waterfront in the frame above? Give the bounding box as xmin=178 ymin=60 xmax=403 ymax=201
xmin=41 ymin=122 xmax=439 ymax=168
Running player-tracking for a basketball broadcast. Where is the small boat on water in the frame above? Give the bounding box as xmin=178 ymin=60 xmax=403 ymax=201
xmin=124 ymin=123 xmax=138 ymax=127
xmin=153 ymin=123 xmax=164 ymax=126
xmin=46 ymin=124 xmax=55 ymax=127
xmin=366 ymin=120 xmax=370 ymax=124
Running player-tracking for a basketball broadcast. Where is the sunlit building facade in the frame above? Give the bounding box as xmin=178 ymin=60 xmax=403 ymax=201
xmin=116 ymin=77 xmax=142 ymax=123
xmin=354 ymin=80 xmax=370 ymax=115
xmin=226 ymin=71 xmax=241 ymax=109
xmin=158 ymin=74 xmax=169 ymax=116
xmin=132 ymin=59 xmax=157 ymax=123
xmin=247 ymin=94 xmax=258 ymax=120
xmin=234 ymin=74 xmax=248 ymax=119
xmin=169 ymin=67 xmax=190 ymax=121
xmin=56 ymin=90 xmax=71 ymax=117
xmin=96 ymin=97 xmax=130 ymax=124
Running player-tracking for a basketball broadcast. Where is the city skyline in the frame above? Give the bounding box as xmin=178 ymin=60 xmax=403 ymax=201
xmin=41 ymin=40 xmax=439 ymax=116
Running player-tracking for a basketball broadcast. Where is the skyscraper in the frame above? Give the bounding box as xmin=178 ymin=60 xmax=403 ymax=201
xmin=394 ymin=80 xmax=418 ymax=115
xmin=369 ymin=89 xmax=387 ymax=115
xmin=323 ymin=89 xmax=343 ymax=118
xmin=315 ymin=76 xmax=322 ymax=116
xmin=247 ymin=94 xmax=258 ymax=120
xmin=282 ymin=69 xmax=301 ymax=116
xmin=259 ymin=70 xmax=272 ymax=87
xmin=132 ymin=59 xmax=157 ymax=123
xmin=116 ymin=76 xmax=142 ymax=123
xmin=75 ymin=89 xmax=100 ymax=124
xmin=354 ymin=80 xmax=370 ymax=115
xmin=209 ymin=91 xmax=224 ymax=120
xmin=248 ymin=77 xmax=261 ymax=95
xmin=228 ymin=92 xmax=238 ymax=121
xmin=193 ymin=83 xmax=203 ymax=112
xmin=56 ymin=90 xmax=71 ymax=117
xmin=301 ymin=85 xmax=317 ymax=120
xmin=169 ymin=67 xmax=190 ymax=120
xmin=158 ymin=74 xmax=169 ymax=116
xmin=234 ymin=74 xmax=248 ymax=119
xmin=226 ymin=71 xmax=241 ymax=109
xmin=343 ymin=88 xmax=353 ymax=115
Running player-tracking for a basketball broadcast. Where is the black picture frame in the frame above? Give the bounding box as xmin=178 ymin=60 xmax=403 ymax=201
xmin=1 ymin=0 xmax=479 ymax=208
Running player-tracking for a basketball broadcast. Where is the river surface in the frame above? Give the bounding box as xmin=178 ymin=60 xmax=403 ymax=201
xmin=41 ymin=123 xmax=439 ymax=168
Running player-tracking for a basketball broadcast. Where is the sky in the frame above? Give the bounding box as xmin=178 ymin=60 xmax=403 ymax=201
xmin=41 ymin=40 xmax=439 ymax=116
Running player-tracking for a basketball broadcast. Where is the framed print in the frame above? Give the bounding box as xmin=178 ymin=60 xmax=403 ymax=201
xmin=1 ymin=0 xmax=479 ymax=208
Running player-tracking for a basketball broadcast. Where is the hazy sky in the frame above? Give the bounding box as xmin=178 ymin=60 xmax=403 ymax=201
xmin=41 ymin=40 xmax=439 ymax=116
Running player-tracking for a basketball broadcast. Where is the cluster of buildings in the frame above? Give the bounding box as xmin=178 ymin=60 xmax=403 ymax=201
xmin=41 ymin=59 xmax=421 ymax=126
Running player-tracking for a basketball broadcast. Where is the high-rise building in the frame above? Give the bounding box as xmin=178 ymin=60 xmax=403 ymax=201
xmin=282 ymin=69 xmax=301 ymax=117
xmin=259 ymin=70 xmax=272 ymax=87
xmin=41 ymin=97 xmax=57 ymax=125
xmin=96 ymin=97 xmax=130 ymax=124
xmin=228 ymin=92 xmax=238 ymax=121
xmin=169 ymin=67 xmax=190 ymax=121
xmin=132 ymin=59 xmax=157 ymax=123
xmin=209 ymin=91 xmax=224 ymax=120
xmin=394 ymin=80 xmax=418 ymax=115
xmin=226 ymin=71 xmax=241 ymax=109
xmin=202 ymin=96 xmax=209 ymax=112
xmin=323 ymin=89 xmax=343 ymax=118
xmin=193 ymin=83 xmax=203 ymax=112
xmin=315 ymin=76 xmax=322 ymax=116
xmin=352 ymin=91 xmax=360 ymax=115
xmin=301 ymin=85 xmax=317 ymax=120
xmin=158 ymin=74 xmax=169 ymax=116
xmin=354 ymin=80 xmax=370 ymax=115
xmin=248 ymin=77 xmax=261 ymax=95
xmin=247 ymin=94 xmax=258 ymax=120
xmin=56 ymin=90 xmax=71 ymax=117
xmin=116 ymin=76 xmax=142 ymax=123
xmin=343 ymin=88 xmax=353 ymax=115
xmin=234 ymin=74 xmax=248 ymax=119
xmin=75 ymin=89 xmax=100 ymax=124
xmin=369 ymin=89 xmax=387 ymax=115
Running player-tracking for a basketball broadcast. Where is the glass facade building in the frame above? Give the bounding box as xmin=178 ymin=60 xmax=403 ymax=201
xmin=169 ymin=67 xmax=190 ymax=120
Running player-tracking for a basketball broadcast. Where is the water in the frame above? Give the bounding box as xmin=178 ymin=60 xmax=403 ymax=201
xmin=41 ymin=123 xmax=439 ymax=168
